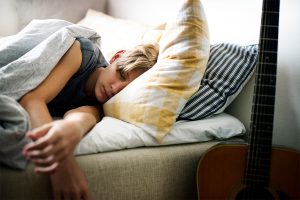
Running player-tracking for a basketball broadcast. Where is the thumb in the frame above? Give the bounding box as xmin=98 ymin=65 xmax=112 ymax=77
xmin=27 ymin=123 xmax=52 ymax=141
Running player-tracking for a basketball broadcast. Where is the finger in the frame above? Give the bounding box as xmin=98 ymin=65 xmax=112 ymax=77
xmin=28 ymin=140 xmax=70 ymax=166
xmin=26 ymin=144 xmax=54 ymax=159
xmin=23 ymin=139 xmax=51 ymax=156
xmin=34 ymin=162 xmax=59 ymax=175
xmin=30 ymin=155 xmax=55 ymax=167
xmin=27 ymin=123 xmax=52 ymax=141
xmin=30 ymin=149 xmax=67 ymax=167
xmin=23 ymin=126 xmax=52 ymax=154
xmin=31 ymin=142 xmax=72 ymax=168
xmin=23 ymin=129 xmax=58 ymax=153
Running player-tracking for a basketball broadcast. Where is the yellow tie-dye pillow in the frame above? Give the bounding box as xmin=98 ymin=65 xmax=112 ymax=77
xmin=103 ymin=0 xmax=210 ymax=142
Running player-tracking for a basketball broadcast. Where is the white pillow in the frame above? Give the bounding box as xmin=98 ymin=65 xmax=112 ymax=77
xmin=103 ymin=0 xmax=210 ymax=142
xmin=75 ymin=113 xmax=245 ymax=155
xmin=78 ymin=9 xmax=151 ymax=60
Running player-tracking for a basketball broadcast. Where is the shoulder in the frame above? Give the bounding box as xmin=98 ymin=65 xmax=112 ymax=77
xmin=77 ymin=38 xmax=93 ymax=52
xmin=75 ymin=38 xmax=108 ymax=75
xmin=60 ymin=40 xmax=82 ymax=71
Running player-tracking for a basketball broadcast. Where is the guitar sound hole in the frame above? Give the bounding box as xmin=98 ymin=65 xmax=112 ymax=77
xmin=235 ymin=187 xmax=275 ymax=200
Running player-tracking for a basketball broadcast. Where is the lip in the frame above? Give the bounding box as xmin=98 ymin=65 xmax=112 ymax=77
xmin=102 ymin=86 xmax=109 ymax=99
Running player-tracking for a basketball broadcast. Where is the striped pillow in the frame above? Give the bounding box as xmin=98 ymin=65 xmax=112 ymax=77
xmin=177 ymin=43 xmax=258 ymax=121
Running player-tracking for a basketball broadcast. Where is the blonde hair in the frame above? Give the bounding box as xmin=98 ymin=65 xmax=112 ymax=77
xmin=115 ymin=43 xmax=159 ymax=78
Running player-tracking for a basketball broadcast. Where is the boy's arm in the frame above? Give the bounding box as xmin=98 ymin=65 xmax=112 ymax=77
xmin=20 ymin=40 xmax=94 ymax=200
xmin=24 ymin=105 xmax=103 ymax=171
xmin=19 ymin=40 xmax=82 ymax=128
xmin=28 ymin=106 xmax=101 ymax=200
xmin=20 ymin=40 xmax=85 ymax=170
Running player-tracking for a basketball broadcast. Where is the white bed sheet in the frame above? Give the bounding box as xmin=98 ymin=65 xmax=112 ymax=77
xmin=75 ymin=113 xmax=245 ymax=155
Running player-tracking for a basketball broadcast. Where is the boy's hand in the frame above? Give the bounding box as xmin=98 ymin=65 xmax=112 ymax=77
xmin=22 ymin=120 xmax=83 ymax=174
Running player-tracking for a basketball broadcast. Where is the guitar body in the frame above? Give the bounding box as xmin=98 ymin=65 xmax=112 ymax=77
xmin=197 ymin=144 xmax=300 ymax=199
xmin=196 ymin=1 xmax=299 ymax=199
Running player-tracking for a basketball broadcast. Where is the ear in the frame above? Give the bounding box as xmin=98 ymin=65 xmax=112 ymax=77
xmin=109 ymin=50 xmax=126 ymax=64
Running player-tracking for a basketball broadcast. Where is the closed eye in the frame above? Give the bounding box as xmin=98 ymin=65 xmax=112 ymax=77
xmin=118 ymin=70 xmax=127 ymax=81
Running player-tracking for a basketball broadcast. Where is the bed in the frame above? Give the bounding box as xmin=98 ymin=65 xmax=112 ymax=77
xmin=0 ymin=0 xmax=257 ymax=199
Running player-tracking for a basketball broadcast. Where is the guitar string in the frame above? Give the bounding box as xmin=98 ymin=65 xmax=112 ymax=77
xmin=254 ymin=0 xmax=273 ymax=183
xmin=247 ymin=0 xmax=279 ymax=186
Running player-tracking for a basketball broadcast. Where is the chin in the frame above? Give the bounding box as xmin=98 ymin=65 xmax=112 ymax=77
xmin=97 ymin=96 xmax=107 ymax=103
xmin=95 ymin=92 xmax=105 ymax=103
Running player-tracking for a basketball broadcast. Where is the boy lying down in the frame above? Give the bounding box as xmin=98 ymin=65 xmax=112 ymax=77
xmin=19 ymin=37 xmax=159 ymax=200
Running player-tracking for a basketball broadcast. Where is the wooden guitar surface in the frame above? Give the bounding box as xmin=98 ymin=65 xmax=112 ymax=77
xmin=196 ymin=0 xmax=300 ymax=199
xmin=197 ymin=144 xmax=300 ymax=199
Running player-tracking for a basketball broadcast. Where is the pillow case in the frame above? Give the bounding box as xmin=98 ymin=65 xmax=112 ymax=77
xmin=77 ymin=9 xmax=151 ymax=60
xmin=103 ymin=0 xmax=210 ymax=142
xmin=177 ymin=43 xmax=258 ymax=121
xmin=75 ymin=113 xmax=245 ymax=155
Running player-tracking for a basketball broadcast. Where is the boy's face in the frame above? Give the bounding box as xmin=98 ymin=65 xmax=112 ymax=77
xmin=94 ymin=62 xmax=144 ymax=103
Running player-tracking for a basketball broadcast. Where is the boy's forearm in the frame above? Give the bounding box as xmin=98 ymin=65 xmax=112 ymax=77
xmin=63 ymin=107 xmax=101 ymax=137
xmin=19 ymin=98 xmax=53 ymax=128
xmin=20 ymin=92 xmax=101 ymax=138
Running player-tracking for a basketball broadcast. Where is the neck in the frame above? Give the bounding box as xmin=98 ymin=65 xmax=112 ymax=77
xmin=85 ymin=68 xmax=101 ymax=96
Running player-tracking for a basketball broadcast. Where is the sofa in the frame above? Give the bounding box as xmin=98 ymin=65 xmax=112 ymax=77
xmin=0 ymin=0 xmax=256 ymax=199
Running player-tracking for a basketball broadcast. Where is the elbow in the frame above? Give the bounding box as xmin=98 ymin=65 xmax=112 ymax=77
xmin=19 ymin=93 xmax=33 ymax=109
xmin=19 ymin=93 xmax=44 ymax=110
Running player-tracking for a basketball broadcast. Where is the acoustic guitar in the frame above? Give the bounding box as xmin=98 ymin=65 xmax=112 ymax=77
xmin=197 ymin=0 xmax=300 ymax=199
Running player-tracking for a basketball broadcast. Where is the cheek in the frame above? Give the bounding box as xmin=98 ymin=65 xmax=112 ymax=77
xmin=104 ymin=70 xmax=117 ymax=84
xmin=94 ymin=78 xmax=106 ymax=103
xmin=94 ymin=83 xmax=103 ymax=102
xmin=98 ymin=70 xmax=113 ymax=87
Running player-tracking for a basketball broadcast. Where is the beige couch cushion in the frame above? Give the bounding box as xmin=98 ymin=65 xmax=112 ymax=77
xmin=0 ymin=141 xmax=222 ymax=200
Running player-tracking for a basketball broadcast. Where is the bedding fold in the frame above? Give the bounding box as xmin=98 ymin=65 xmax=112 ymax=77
xmin=0 ymin=19 xmax=101 ymax=100
xmin=0 ymin=19 xmax=101 ymax=169
xmin=0 ymin=95 xmax=31 ymax=169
